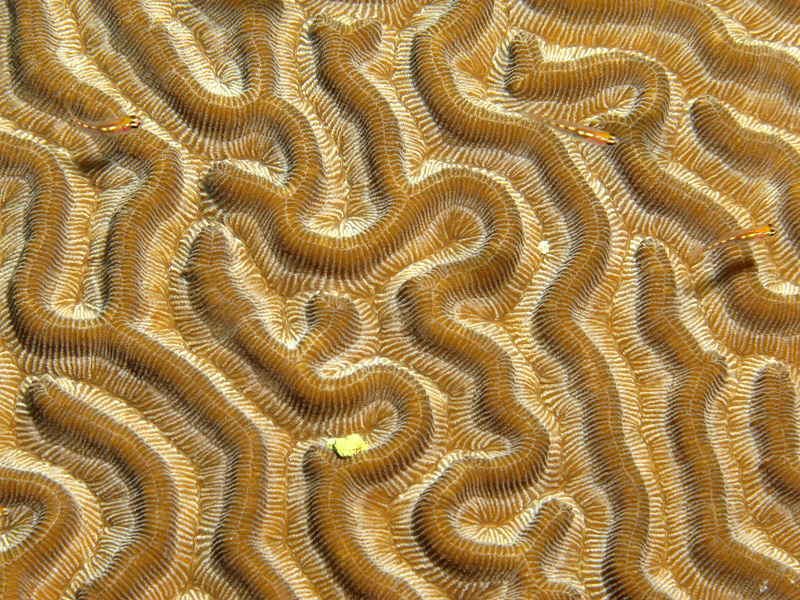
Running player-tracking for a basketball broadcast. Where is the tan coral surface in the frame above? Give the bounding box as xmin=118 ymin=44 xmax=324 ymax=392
xmin=1 ymin=0 xmax=800 ymax=599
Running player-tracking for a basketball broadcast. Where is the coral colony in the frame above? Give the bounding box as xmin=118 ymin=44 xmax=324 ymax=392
xmin=1 ymin=1 xmax=799 ymax=599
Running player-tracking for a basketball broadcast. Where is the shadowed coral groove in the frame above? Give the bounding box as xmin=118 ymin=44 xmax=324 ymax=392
xmin=751 ymin=364 xmax=800 ymax=527
xmin=0 ymin=466 xmax=82 ymax=600
xmin=17 ymin=377 xmax=186 ymax=600
xmin=635 ymin=240 xmax=800 ymax=599
xmin=412 ymin=1 xmax=667 ymax=598
xmin=0 ymin=124 xmax=298 ymax=600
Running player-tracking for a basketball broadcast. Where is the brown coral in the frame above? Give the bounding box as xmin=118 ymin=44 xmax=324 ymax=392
xmin=1 ymin=0 xmax=799 ymax=599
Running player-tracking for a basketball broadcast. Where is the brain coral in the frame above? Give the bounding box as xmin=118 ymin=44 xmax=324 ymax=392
xmin=1 ymin=0 xmax=800 ymax=599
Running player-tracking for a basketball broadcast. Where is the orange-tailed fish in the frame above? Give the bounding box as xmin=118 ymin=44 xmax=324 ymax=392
xmin=689 ymin=223 xmax=776 ymax=263
xmin=521 ymin=110 xmax=616 ymax=146
xmin=65 ymin=99 xmax=141 ymax=135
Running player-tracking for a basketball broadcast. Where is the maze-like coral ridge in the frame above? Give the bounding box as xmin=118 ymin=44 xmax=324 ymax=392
xmin=1 ymin=0 xmax=799 ymax=599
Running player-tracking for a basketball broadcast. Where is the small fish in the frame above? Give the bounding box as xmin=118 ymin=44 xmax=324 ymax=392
xmin=689 ymin=223 xmax=776 ymax=263
xmin=522 ymin=110 xmax=616 ymax=146
xmin=65 ymin=99 xmax=141 ymax=135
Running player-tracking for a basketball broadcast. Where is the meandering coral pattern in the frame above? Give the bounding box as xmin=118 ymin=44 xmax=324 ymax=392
xmin=1 ymin=0 xmax=799 ymax=598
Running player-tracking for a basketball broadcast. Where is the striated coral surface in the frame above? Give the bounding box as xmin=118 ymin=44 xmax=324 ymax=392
xmin=1 ymin=0 xmax=799 ymax=599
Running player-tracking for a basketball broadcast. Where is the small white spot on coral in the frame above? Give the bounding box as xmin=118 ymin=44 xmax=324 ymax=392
xmin=538 ymin=240 xmax=550 ymax=255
